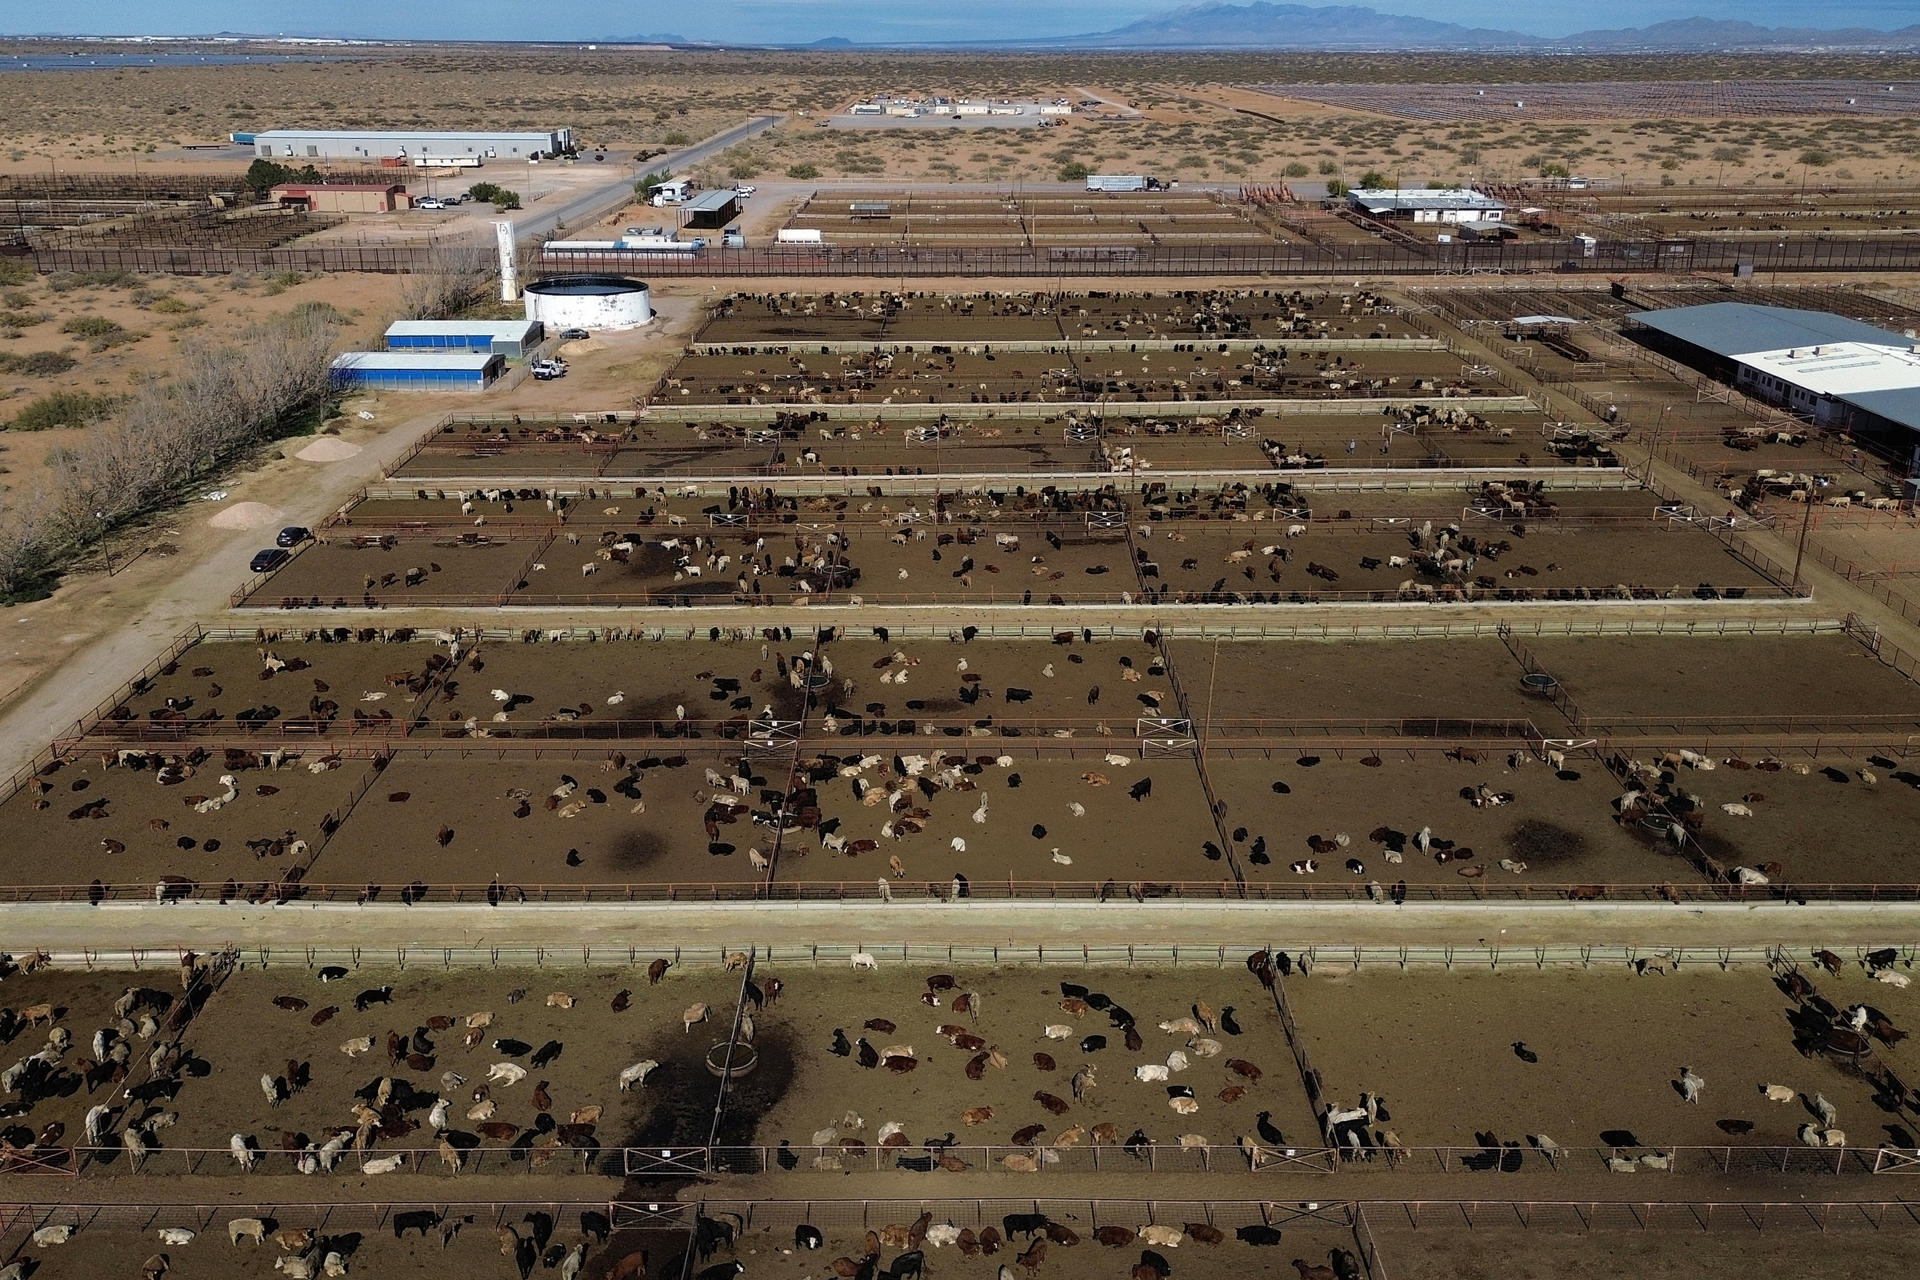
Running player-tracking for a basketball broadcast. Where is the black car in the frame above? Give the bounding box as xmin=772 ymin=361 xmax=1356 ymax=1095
xmin=559 ymin=328 xmax=590 ymax=340
xmin=249 ymin=548 xmax=290 ymax=574
xmin=275 ymin=526 xmax=310 ymax=548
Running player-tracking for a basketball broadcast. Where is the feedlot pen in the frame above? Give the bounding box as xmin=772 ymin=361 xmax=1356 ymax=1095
xmin=10 ymin=623 xmax=1920 ymax=902
xmin=237 ymin=482 xmax=1790 ymax=609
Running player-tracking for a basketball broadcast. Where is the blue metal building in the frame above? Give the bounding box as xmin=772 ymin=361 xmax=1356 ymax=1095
xmin=385 ymin=319 xmax=544 ymax=358
xmin=329 ymin=351 xmax=504 ymax=391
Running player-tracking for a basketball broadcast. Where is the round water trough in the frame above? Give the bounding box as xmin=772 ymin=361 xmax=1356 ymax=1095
xmin=1519 ymin=672 xmax=1559 ymax=697
xmin=705 ymin=1041 xmax=759 ymax=1079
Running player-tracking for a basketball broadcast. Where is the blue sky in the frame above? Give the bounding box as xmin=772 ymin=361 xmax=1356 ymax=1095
xmin=9 ymin=0 xmax=1920 ymax=43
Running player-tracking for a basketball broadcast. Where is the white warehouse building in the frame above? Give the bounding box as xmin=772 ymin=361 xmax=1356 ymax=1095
xmin=249 ymin=128 xmax=573 ymax=162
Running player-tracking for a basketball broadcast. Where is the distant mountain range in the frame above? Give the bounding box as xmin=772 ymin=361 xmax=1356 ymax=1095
xmin=618 ymin=4 xmax=1920 ymax=51
xmin=1025 ymin=4 xmax=1920 ymax=50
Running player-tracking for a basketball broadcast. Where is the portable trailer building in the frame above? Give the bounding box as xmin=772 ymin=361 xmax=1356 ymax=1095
xmin=384 ymin=319 xmax=545 ymax=359
xmin=251 ymin=128 xmax=572 ymax=162
xmin=329 ymin=351 xmax=504 ymax=391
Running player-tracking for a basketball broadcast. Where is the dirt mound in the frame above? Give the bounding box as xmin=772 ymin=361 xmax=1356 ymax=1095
xmin=296 ymin=437 xmax=362 ymax=462
xmin=207 ymin=501 xmax=281 ymax=531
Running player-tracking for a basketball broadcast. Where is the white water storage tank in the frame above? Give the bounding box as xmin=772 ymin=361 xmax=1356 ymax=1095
xmin=522 ymin=275 xmax=653 ymax=331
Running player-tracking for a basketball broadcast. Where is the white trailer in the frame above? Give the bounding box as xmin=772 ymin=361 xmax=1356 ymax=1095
xmin=649 ymin=179 xmax=692 ymax=206
xmin=776 ymin=228 xmax=825 ymax=245
xmin=616 ymin=235 xmax=707 ymax=253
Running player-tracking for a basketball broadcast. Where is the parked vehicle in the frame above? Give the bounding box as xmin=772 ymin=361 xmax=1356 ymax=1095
xmin=249 ymin=549 xmax=290 ymax=574
xmin=275 ymin=526 xmax=310 ymax=548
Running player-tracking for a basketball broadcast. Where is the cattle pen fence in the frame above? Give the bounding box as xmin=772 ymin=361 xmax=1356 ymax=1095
xmin=7 ymin=1196 xmax=1920 ymax=1280
xmin=21 ymin=229 xmax=1920 ymax=278
xmin=16 ymin=873 xmax=1920 ymax=908
xmin=48 ymin=1138 xmax=1886 ymax=1185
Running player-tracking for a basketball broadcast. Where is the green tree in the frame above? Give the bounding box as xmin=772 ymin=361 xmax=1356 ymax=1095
xmin=487 ymin=189 xmax=522 ymax=210
xmin=242 ymin=158 xmax=322 ymax=195
xmin=1282 ymin=161 xmax=1310 ymax=178
xmin=1325 ymin=178 xmax=1349 ymax=198
xmin=1358 ymin=170 xmax=1386 ymax=188
xmin=1799 ymin=149 xmax=1832 ymax=167
xmin=634 ymin=170 xmax=673 ymax=197
xmin=466 ymin=181 xmax=503 ymax=204
xmin=786 ymin=162 xmax=820 ymax=180
xmin=1056 ymin=161 xmax=1093 ymax=182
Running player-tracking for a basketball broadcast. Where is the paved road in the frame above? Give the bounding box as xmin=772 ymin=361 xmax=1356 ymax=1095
xmin=518 ymin=115 xmax=783 ymax=242
xmin=15 ymin=898 xmax=1919 ymax=957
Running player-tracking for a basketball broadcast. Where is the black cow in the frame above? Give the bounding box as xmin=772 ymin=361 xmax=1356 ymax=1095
xmin=393 ymin=1209 xmax=441 ymax=1239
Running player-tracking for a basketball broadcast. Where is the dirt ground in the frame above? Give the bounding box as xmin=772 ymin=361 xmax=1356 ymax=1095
xmin=1168 ymin=637 xmax=1541 ymax=727
xmin=245 ymin=535 xmax=532 ymax=608
xmin=0 ymin=1208 xmax=634 ymax=1280
xmin=1632 ymin=756 xmax=1920 ymax=888
xmin=104 ymin=638 xmax=445 ymax=730
xmin=1528 ymin=633 xmax=1920 ymax=726
xmin=1139 ymin=518 xmax=1771 ymax=604
xmin=252 ymin=490 xmax=1776 ymax=608
xmin=722 ymin=1215 xmax=1360 ymax=1280
xmin=656 ymin=345 xmax=1490 ymax=408
xmin=0 ymin=752 xmax=366 ymax=890
xmin=696 ymin=289 xmax=1418 ymax=345
xmin=312 ymin=756 xmax=772 ymax=891
xmin=0 ymin=966 xmax=188 ymax=1163
xmin=1205 ymin=752 xmax=1685 ymax=890
xmin=821 ymin=635 xmax=1166 ymax=732
xmin=1374 ymin=1223 xmax=1920 ymax=1280
xmin=151 ymin=965 xmax=730 ymax=1176
xmin=1285 ymin=966 xmax=1901 ymax=1154
xmin=785 ymin=755 xmax=1222 ymax=892
xmin=738 ymin=965 xmax=1316 ymax=1167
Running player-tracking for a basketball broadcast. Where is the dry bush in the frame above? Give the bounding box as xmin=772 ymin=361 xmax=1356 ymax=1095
xmin=397 ymin=235 xmax=497 ymax=321
xmin=0 ymin=307 xmax=336 ymax=595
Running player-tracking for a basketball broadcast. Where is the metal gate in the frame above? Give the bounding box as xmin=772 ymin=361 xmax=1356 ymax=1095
xmin=1139 ymin=716 xmax=1197 ymax=755
xmin=622 ymin=1147 xmax=711 ymax=1178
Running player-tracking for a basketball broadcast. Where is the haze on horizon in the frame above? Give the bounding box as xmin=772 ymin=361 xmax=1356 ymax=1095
xmin=9 ymin=0 xmax=1920 ymax=44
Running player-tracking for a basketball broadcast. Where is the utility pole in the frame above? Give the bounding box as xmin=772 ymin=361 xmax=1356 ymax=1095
xmin=1790 ymin=488 xmax=1815 ymax=596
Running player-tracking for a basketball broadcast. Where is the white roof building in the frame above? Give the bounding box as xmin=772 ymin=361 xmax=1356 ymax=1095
xmin=1347 ymin=187 xmax=1507 ymax=223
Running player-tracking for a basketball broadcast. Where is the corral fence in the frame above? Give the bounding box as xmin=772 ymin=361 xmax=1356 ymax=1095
xmin=540 ymin=237 xmax=1920 ymax=279
xmin=0 ymin=1199 xmax=630 ymax=1250
xmin=70 ymin=1142 xmax=614 ymax=1178
xmin=17 ymin=873 xmax=1920 ymax=907
xmin=45 ymin=941 xmax=1920 ymax=976
xmin=680 ymin=1198 xmax=1376 ymax=1280
xmin=15 ymin=232 xmax=1920 ymax=279
xmin=625 ymin=1142 xmax=1335 ymax=1178
xmin=1366 ymin=1198 xmax=1920 ymax=1232
xmin=1347 ymin=1143 xmax=1869 ymax=1177
xmin=1803 ymin=546 xmax=1920 ymax=624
